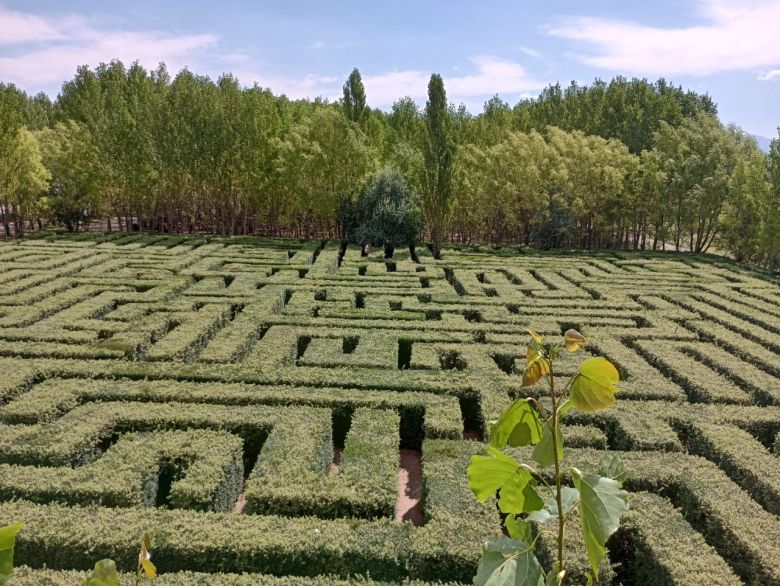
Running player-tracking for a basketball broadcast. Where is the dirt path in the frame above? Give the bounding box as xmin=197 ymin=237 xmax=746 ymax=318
xmin=329 ymin=447 xmax=342 ymax=475
xmin=232 ymin=490 xmax=247 ymax=513
xmin=396 ymin=448 xmax=423 ymax=526
xmin=232 ymin=447 xmax=423 ymax=525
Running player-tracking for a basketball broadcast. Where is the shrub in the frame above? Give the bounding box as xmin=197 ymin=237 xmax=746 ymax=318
xmin=350 ymin=168 xmax=423 ymax=258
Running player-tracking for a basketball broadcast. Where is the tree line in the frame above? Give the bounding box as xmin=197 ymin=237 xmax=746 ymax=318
xmin=0 ymin=61 xmax=778 ymax=269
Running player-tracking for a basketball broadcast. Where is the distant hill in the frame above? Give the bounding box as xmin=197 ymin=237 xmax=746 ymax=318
xmin=752 ymin=134 xmax=774 ymax=152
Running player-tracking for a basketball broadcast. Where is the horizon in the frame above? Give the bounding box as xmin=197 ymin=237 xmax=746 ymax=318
xmin=1 ymin=0 xmax=779 ymax=138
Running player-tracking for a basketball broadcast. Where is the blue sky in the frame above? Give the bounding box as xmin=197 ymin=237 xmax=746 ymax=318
xmin=1 ymin=0 xmax=779 ymax=138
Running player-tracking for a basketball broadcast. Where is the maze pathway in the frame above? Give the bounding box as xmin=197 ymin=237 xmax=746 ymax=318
xmin=0 ymin=234 xmax=778 ymax=585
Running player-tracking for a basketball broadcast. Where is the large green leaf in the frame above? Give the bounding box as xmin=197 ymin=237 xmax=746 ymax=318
xmin=574 ymin=473 xmax=629 ymax=577
xmin=504 ymin=515 xmax=533 ymax=545
xmin=474 ymin=536 xmax=545 ymax=586
xmin=598 ymin=454 xmax=627 ymax=486
xmin=569 ymin=357 xmax=620 ymax=412
xmin=526 ymin=507 xmax=552 ymax=524
xmin=0 ymin=523 xmax=23 ymax=585
xmin=468 ymin=447 xmax=544 ymax=514
xmin=489 ymin=399 xmax=543 ymax=448
xmin=526 ymin=487 xmax=579 ymax=524
xmin=531 ymin=419 xmax=563 ymax=468
xmin=83 ymin=559 xmax=120 ymax=586
xmin=547 ymin=486 xmax=580 ymax=516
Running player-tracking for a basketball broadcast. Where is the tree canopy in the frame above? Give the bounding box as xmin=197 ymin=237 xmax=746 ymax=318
xmin=0 ymin=62 xmax=777 ymax=270
xmin=352 ymin=167 xmax=423 ymax=257
xmin=422 ymin=73 xmax=455 ymax=259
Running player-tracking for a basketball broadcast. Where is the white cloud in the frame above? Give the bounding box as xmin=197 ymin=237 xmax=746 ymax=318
xmin=518 ymin=46 xmax=542 ymax=58
xmin=363 ymin=56 xmax=544 ymax=107
xmin=758 ymin=69 xmax=780 ymax=81
xmin=237 ymin=71 xmax=340 ymax=99
xmin=0 ymin=7 xmax=217 ymax=89
xmin=305 ymin=39 xmax=362 ymax=51
xmin=0 ymin=8 xmax=68 ymax=44
xmin=0 ymin=6 xmax=542 ymax=112
xmin=547 ymin=0 xmax=780 ymax=76
xmin=234 ymin=56 xmax=544 ymax=110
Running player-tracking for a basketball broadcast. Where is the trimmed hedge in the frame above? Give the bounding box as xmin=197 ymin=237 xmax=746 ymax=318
xmin=0 ymin=429 xmax=243 ymax=512
xmin=677 ymin=420 xmax=780 ymax=515
xmin=2 ymin=237 xmax=779 ymax=585
xmin=0 ymin=500 xmax=410 ymax=580
xmin=246 ymin=408 xmax=399 ymax=518
xmin=10 ymin=566 xmax=461 ymax=585
xmin=407 ymin=440 xmax=497 ymax=583
xmin=608 ymin=492 xmax=741 ymax=585
xmin=0 ymin=400 xmax=298 ymax=466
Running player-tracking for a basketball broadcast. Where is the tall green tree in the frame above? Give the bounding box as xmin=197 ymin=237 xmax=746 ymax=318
xmin=719 ymin=134 xmax=771 ymax=263
xmin=5 ymin=60 xmax=778 ymax=268
xmin=759 ymin=130 xmax=780 ymax=269
xmin=37 ymin=120 xmax=105 ymax=232
xmin=342 ymin=68 xmax=367 ymax=124
xmin=643 ymin=113 xmax=737 ymax=252
xmin=384 ymin=97 xmax=425 ymax=197
xmin=274 ymin=105 xmax=378 ymax=236
xmin=0 ymin=127 xmax=50 ymax=237
xmin=422 ymin=73 xmax=455 ymax=258
xmin=512 ymin=77 xmax=717 ymax=153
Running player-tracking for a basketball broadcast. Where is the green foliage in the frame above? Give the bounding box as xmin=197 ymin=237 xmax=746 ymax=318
xmin=0 ymin=523 xmax=23 ymax=585
xmin=83 ymin=559 xmax=121 ymax=586
xmin=468 ymin=330 xmax=628 ymax=585
xmin=531 ymin=420 xmax=563 ymax=468
xmin=82 ymin=533 xmax=156 ymax=586
xmin=488 ymin=399 xmax=543 ymax=448
xmin=37 ymin=120 xmax=105 ymax=232
xmin=468 ymin=447 xmax=544 ymax=514
xmin=511 ymin=77 xmax=717 ymax=154
xmin=641 ymin=113 xmax=740 ymax=254
xmin=422 ymin=74 xmax=455 ymax=259
xmin=2 ymin=62 xmax=777 ymax=270
xmin=352 ymin=168 xmax=423 ymax=253
xmin=758 ymin=129 xmax=780 ymax=270
xmin=342 ymin=68 xmax=367 ymax=124
xmin=1 ymin=567 xmax=462 ymax=586
xmin=0 ymin=498 xmax=409 ymax=580
xmin=474 ymin=536 xmax=545 ymax=586
xmin=569 ymin=358 xmax=619 ymax=412
xmin=572 ymin=472 xmax=628 ymax=576
xmin=0 ymin=238 xmax=777 ymax=584
xmin=245 ymin=407 xmax=400 ymax=518
xmin=0 ymin=126 xmax=50 ymax=237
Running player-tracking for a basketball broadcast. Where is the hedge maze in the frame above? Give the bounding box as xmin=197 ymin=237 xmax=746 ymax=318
xmin=0 ymin=234 xmax=778 ymax=585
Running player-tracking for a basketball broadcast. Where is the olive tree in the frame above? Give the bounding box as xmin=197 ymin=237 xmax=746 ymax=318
xmin=354 ymin=167 xmax=423 ymax=258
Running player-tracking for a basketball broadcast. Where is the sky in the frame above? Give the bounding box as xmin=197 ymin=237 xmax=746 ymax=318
xmin=1 ymin=0 xmax=779 ymax=139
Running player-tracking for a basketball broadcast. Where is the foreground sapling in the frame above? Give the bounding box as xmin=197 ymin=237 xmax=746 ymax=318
xmin=468 ymin=329 xmax=629 ymax=585
xmin=83 ymin=532 xmax=156 ymax=586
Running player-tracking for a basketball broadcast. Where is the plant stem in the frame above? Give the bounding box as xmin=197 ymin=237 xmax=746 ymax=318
xmin=548 ymin=361 xmax=565 ymax=578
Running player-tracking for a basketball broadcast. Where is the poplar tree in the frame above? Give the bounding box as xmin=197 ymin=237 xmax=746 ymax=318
xmin=342 ymin=68 xmax=367 ymax=124
xmin=0 ymin=127 xmax=50 ymax=237
xmin=422 ymin=73 xmax=454 ymax=259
